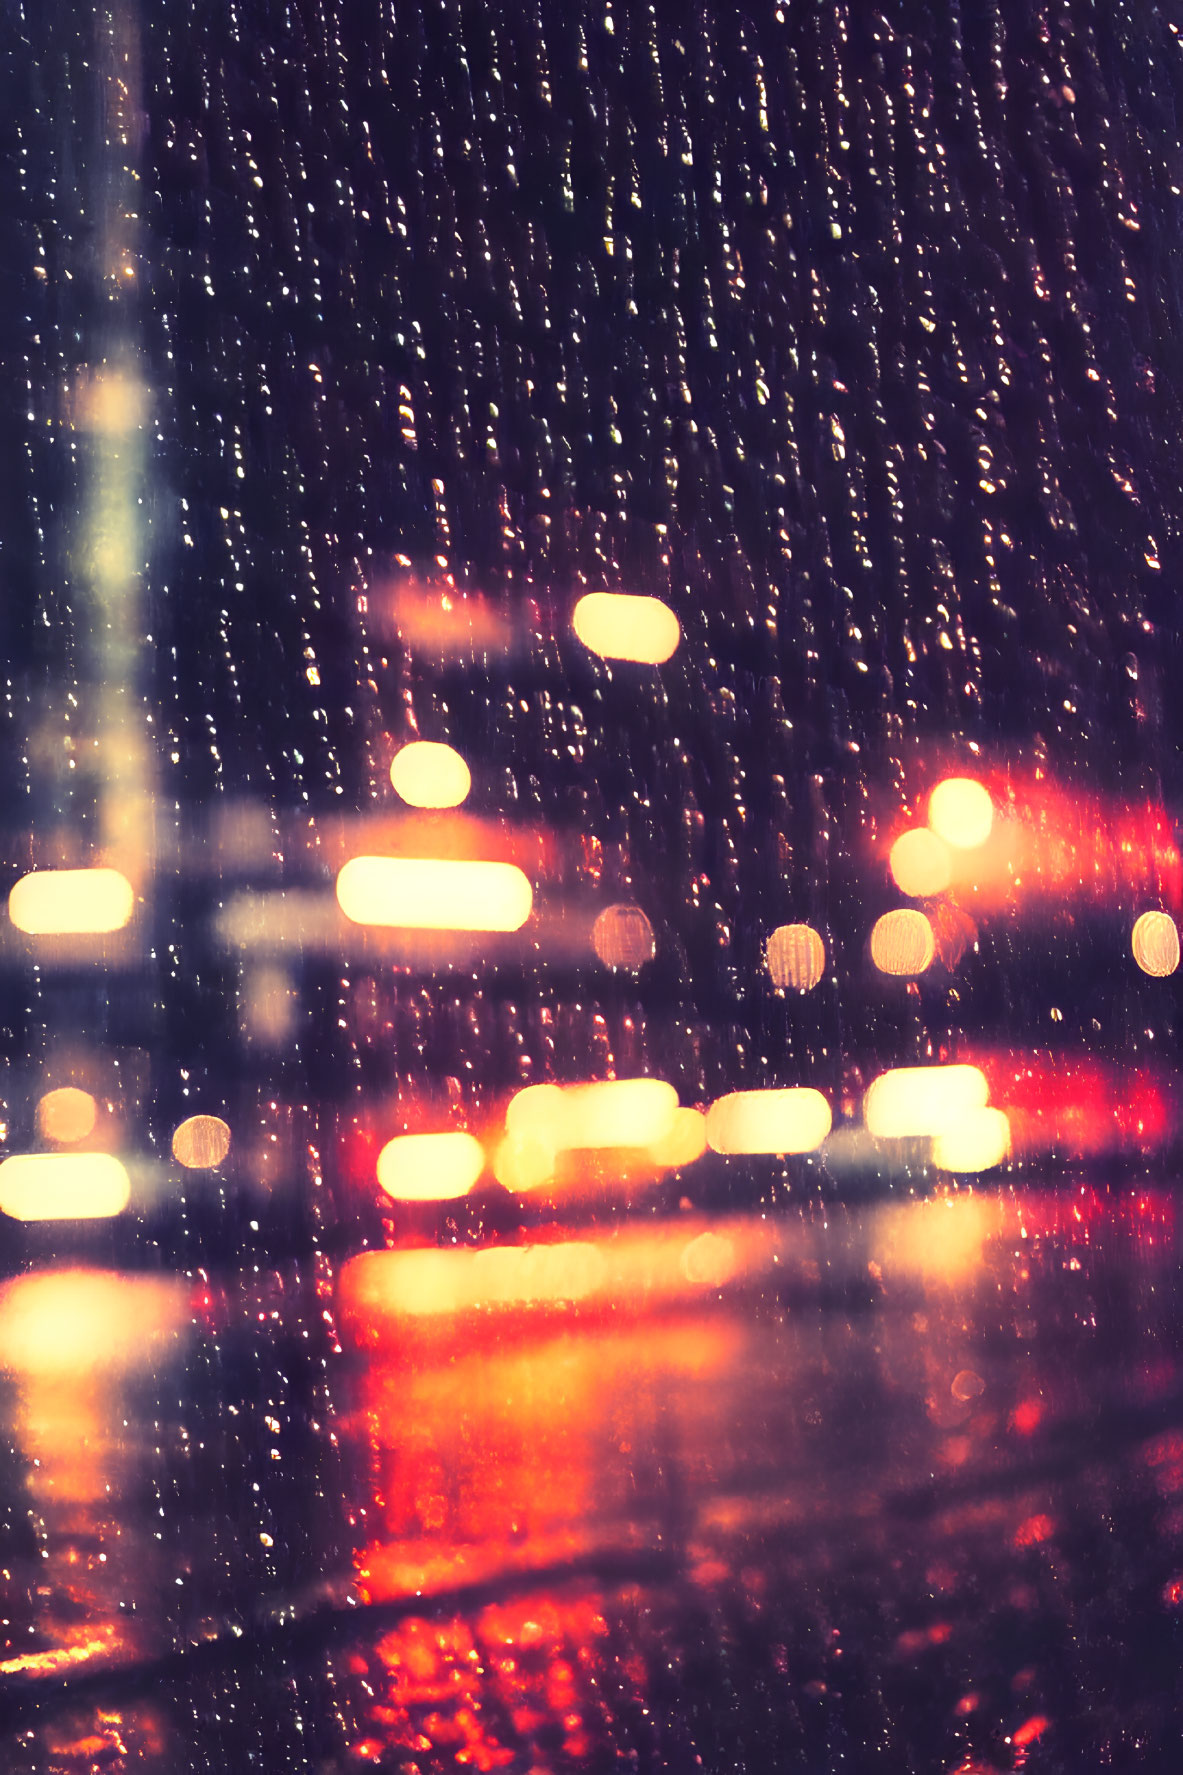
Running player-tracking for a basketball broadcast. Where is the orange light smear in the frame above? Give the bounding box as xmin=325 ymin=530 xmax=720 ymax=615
xmin=351 ymin=1316 xmax=740 ymax=1615
xmin=376 ymin=1131 xmax=485 ymax=1201
xmin=864 ymin=1065 xmax=989 ymax=1138
xmin=764 ymin=923 xmax=826 ymax=991
xmin=1012 ymin=1715 xmax=1051 ymax=1749
xmin=377 ymin=580 xmax=515 ymax=656
xmin=9 ymin=867 xmax=135 ymax=935
xmin=37 ymin=1087 xmax=98 ymax=1144
xmin=0 ymin=1152 xmax=130 ymax=1221
xmin=1013 ymin=1513 xmax=1054 ymax=1548
xmin=337 ymin=857 xmax=533 ymax=931
xmin=339 ymin=1216 xmax=784 ymax=1329
xmin=872 ymin=1196 xmax=1000 ymax=1284
xmin=889 ymin=828 xmax=952 ymax=896
xmin=870 ymin=908 xmax=934 ymax=975
xmin=171 ymin=1114 xmax=231 ymax=1169
xmin=389 ymin=741 xmax=472 ymax=809
xmin=572 ymin=592 xmax=680 ymax=663
xmin=0 ymin=1271 xmax=187 ymax=1375
xmin=0 ymin=1636 xmax=116 ymax=1678
xmin=317 ymin=810 xmax=556 ymax=876
xmin=705 ymin=1087 xmax=832 ymax=1154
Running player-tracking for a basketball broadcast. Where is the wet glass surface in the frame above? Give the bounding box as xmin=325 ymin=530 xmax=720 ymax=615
xmin=4 ymin=0 xmax=1183 ymax=1765
xmin=2 ymin=1190 xmax=1182 ymax=1769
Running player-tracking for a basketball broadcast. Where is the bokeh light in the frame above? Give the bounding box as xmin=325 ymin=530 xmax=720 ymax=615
xmin=336 ymin=857 xmax=533 ymax=930
xmin=0 ymin=1153 xmax=131 ymax=1221
xmin=764 ymin=923 xmax=826 ymax=992
xmin=889 ymin=828 xmax=952 ymax=897
xmin=8 ymin=868 xmax=135 ymax=936
xmin=864 ymin=1065 xmax=990 ymax=1139
xmin=36 ymin=1087 xmax=98 ymax=1145
xmin=870 ymin=908 xmax=935 ymax=975
xmin=592 ymin=903 xmax=656 ymax=969
xmin=571 ymin=592 xmax=680 ymax=664
xmin=171 ymin=1115 xmax=232 ymax=1169
xmin=706 ymin=1088 xmax=832 ymax=1155
xmin=389 ymin=740 xmax=472 ymax=809
xmin=932 ymin=1107 xmax=1011 ymax=1172
xmin=376 ymin=1131 xmax=484 ymax=1201
xmin=1132 ymin=910 xmax=1180 ymax=977
xmin=928 ymin=777 xmax=994 ymax=849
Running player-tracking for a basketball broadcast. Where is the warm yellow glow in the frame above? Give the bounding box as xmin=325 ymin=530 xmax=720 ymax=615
xmin=0 ymin=1153 xmax=130 ymax=1221
xmin=1132 ymin=909 xmax=1181 ymax=977
xmin=0 ymin=1271 xmax=185 ymax=1375
xmin=361 ymin=1242 xmax=608 ymax=1315
xmin=706 ymin=1087 xmax=832 ymax=1155
xmin=336 ymin=856 xmax=533 ymax=930
xmin=873 ymin=1196 xmax=994 ymax=1284
xmin=932 ymin=1107 xmax=1011 ymax=1172
xmin=679 ymin=1230 xmax=739 ymax=1287
xmin=649 ymin=1106 xmax=709 ymax=1168
xmin=592 ymin=903 xmax=656 ymax=969
xmin=492 ymin=1133 xmax=557 ymax=1193
xmin=764 ymin=923 xmax=826 ymax=992
xmin=36 ymin=1088 xmax=98 ymax=1145
xmin=8 ymin=868 xmax=135 ymax=936
xmin=171 ymin=1115 xmax=231 ymax=1169
xmin=376 ymin=1131 xmax=485 ymax=1201
xmin=889 ymin=828 xmax=952 ymax=896
xmin=870 ymin=908 xmax=935 ymax=975
xmin=506 ymin=1078 xmax=678 ymax=1158
xmin=928 ymin=777 xmax=994 ymax=848
xmin=572 ymin=592 xmax=680 ymax=664
xmin=864 ymin=1064 xmax=989 ymax=1139
xmin=389 ymin=740 xmax=472 ymax=809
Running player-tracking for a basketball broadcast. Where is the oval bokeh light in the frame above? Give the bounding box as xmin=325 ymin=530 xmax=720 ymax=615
xmin=572 ymin=592 xmax=680 ymax=664
xmin=389 ymin=740 xmax=472 ymax=809
xmin=1132 ymin=910 xmax=1180 ymax=978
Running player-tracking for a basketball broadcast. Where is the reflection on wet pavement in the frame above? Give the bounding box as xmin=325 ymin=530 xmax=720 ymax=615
xmin=0 ymin=1187 xmax=1180 ymax=1769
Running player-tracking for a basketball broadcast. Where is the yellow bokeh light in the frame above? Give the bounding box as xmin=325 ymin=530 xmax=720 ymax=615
xmin=705 ymin=1087 xmax=832 ymax=1155
xmin=0 ymin=1153 xmax=131 ymax=1221
xmin=36 ymin=1088 xmax=98 ymax=1145
xmin=592 ymin=903 xmax=656 ymax=969
xmin=336 ymin=856 xmax=533 ymax=930
xmin=932 ymin=1106 xmax=1011 ymax=1172
xmin=889 ymin=828 xmax=952 ymax=897
xmin=764 ymin=923 xmax=826 ymax=992
xmin=928 ymin=777 xmax=994 ymax=849
xmin=171 ymin=1115 xmax=232 ymax=1169
xmin=870 ymin=908 xmax=935 ymax=975
xmin=344 ymin=1242 xmax=608 ymax=1316
xmin=864 ymin=1064 xmax=990 ymax=1139
xmin=389 ymin=740 xmax=472 ymax=809
xmin=376 ymin=1131 xmax=484 ymax=1201
xmin=492 ymin=1133 xmax=557 ymax=1193
xmin=8 ymin=868 xmax=135 ymax=936
xmin=506 ymin=1077 xmax=678 ymax=1156
xmin=572 ymin=592 xmax=680 ymax=664
xmin=0 ymin=1271 xmax=186 ymax=1376
xmin=649 ymin=1106 xmax=709 ymax=1168
xmin=1132 ymin=910 xmax=1180 ymax=977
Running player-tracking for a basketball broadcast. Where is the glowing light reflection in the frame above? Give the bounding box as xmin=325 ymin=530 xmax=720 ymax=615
xmin=9 ymin=868 xmax=135 ymax=936
xmin=336 ymin=856 xmax=533 ymax=930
